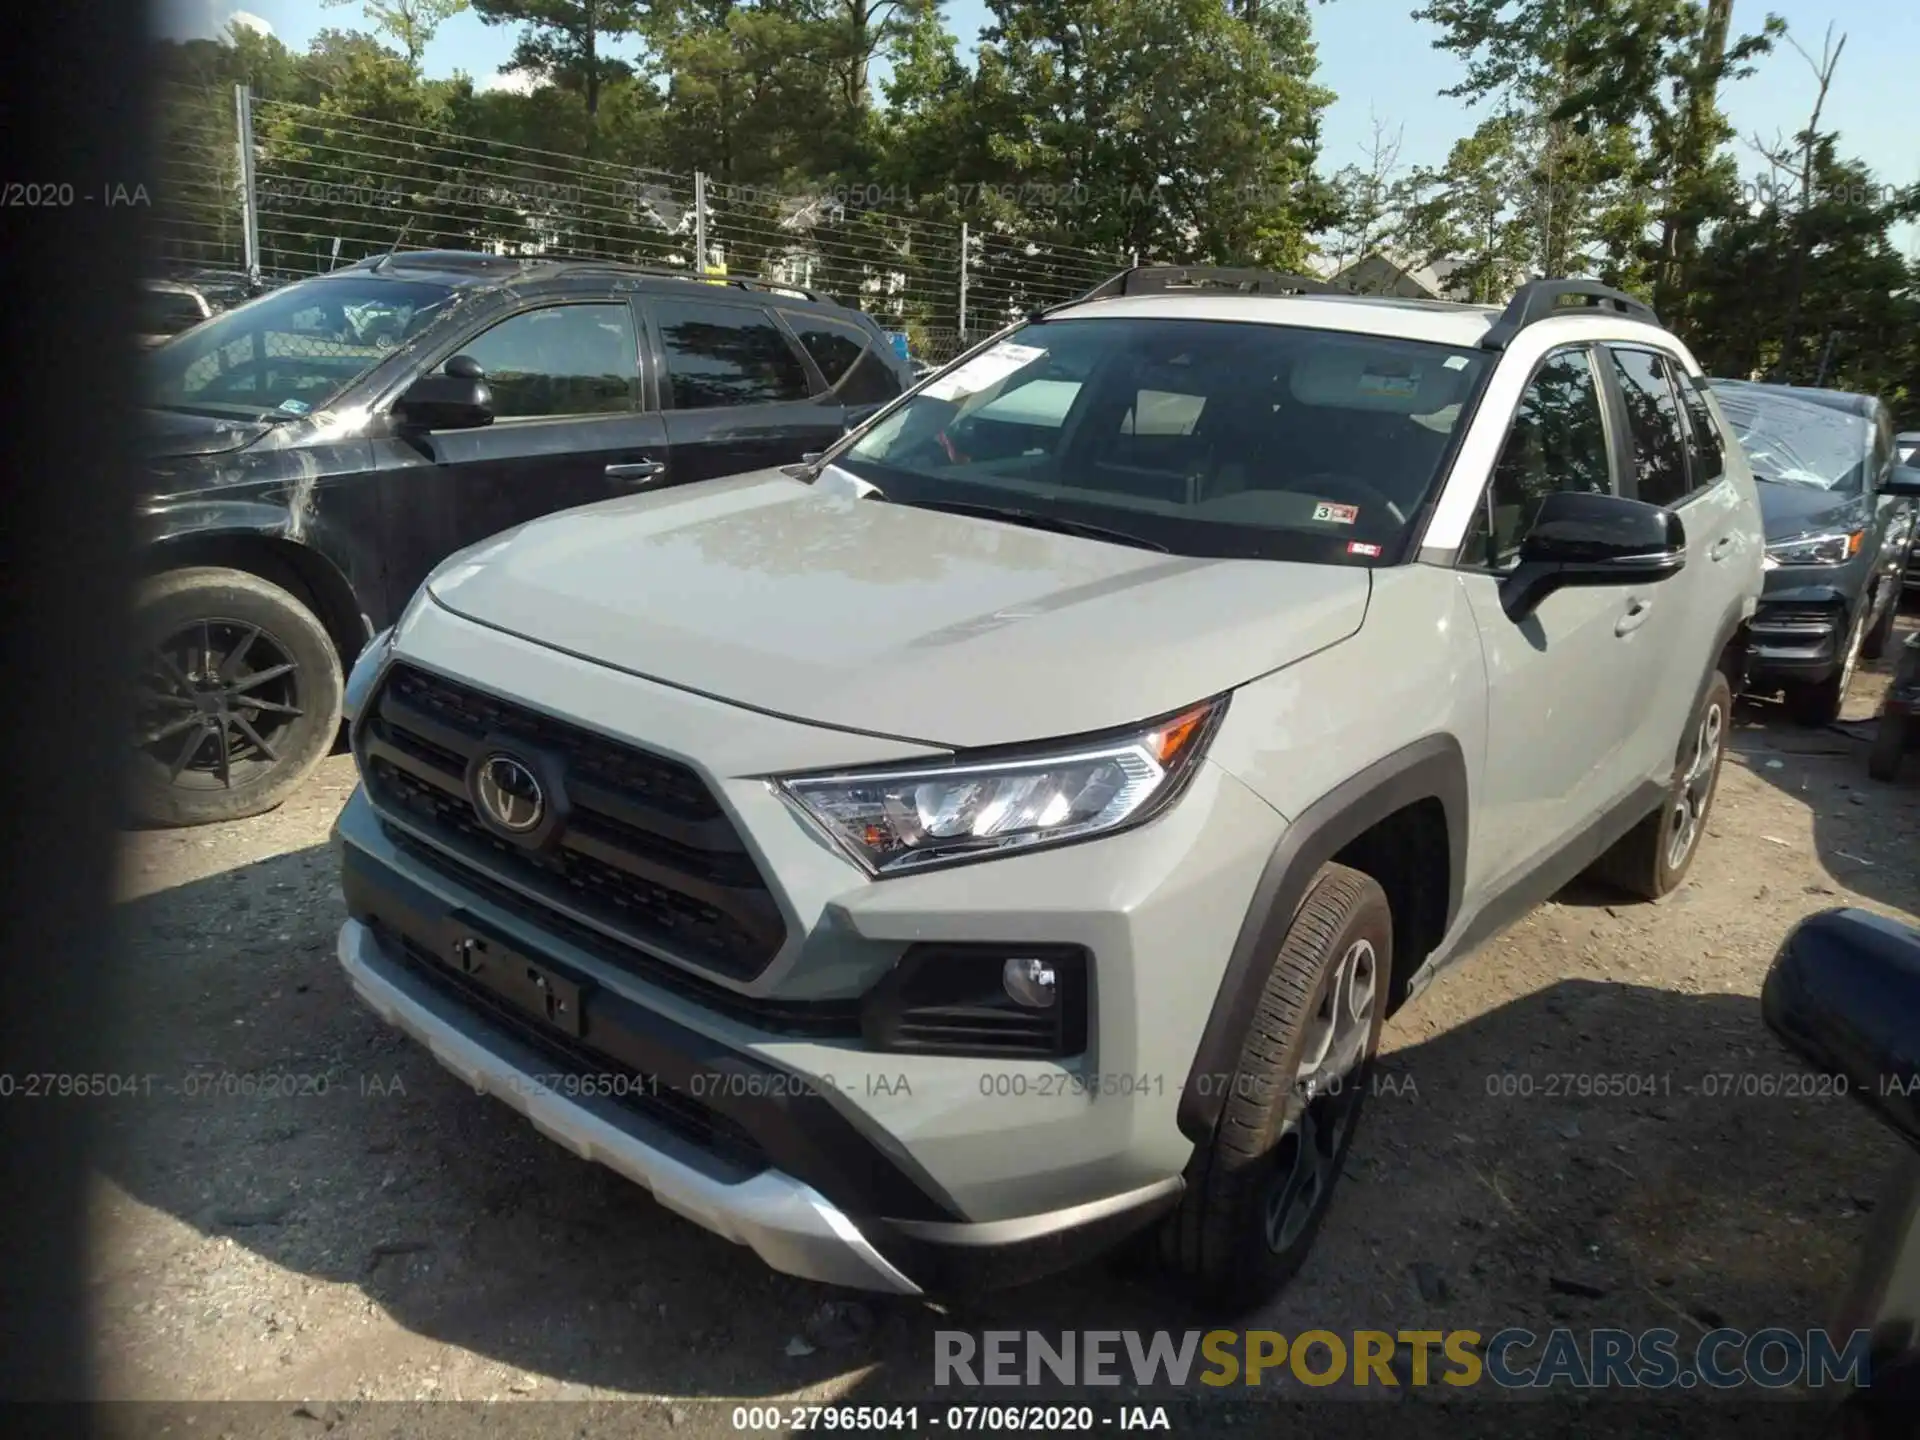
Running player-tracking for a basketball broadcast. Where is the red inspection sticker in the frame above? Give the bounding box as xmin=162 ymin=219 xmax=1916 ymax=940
xmin=1311 ymin=501 xmax=1360 ymax=524
xmin=1347 ymin=541 xmax=1383 ymax=557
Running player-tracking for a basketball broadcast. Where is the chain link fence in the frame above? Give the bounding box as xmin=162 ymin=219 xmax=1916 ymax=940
xmin=155 ymin=83 xmax=1127 ymax=362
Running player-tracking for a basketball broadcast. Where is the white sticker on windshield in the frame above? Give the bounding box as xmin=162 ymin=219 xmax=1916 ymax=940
xmin=921 ymin=341 xmax=1048 ymax=402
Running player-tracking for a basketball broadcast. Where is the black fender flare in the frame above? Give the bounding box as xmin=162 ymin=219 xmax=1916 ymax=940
xmin=139 ymin=506 xmax=373 ymax=662
xmin=1177 ymin=734 xmax=1468 ymax=1143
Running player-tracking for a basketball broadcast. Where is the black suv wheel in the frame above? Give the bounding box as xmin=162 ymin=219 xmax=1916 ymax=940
xmin=127 ymin=567 xmax=343 ymax=826
xmin=1161 ymin=862 xmax=1391 ymax=1311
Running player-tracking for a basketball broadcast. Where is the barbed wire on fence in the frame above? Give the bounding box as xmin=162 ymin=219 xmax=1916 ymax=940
xmin=153 ymin=82 xmax=1128 ymax=354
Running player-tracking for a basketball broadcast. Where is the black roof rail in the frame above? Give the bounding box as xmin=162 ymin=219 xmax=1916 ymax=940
xmin=1075 ymin=265 xmax=1343 ymax=303
xmin=1480 ymin=279 xmax=1660 ymax=351
xmin=555 ymin=260 xmax=827 ymax=304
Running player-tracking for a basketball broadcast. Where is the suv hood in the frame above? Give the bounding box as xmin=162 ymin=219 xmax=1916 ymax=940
xmin=426 ymin=470 xmax=1371 ymax=749
xmin=142 ymin=408 xmax=272 ymax=460
xmin=1755 ymin=480 xmax=1870 ymax=542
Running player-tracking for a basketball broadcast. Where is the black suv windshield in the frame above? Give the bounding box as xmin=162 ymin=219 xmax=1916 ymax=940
xmin=1711 ymin=380 xmax=1871 ymax=492
xmin=836 ymin=316 xmax=1491 ymax=563
xmin=147 ymin=276 xmax=454 ymax=420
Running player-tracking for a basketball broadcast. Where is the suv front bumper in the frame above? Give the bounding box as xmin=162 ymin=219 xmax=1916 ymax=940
xmin=1747 ymin=582 xmax=1855 ymax=685
xmin=338 ymin=913 xmax=928 ymax=1294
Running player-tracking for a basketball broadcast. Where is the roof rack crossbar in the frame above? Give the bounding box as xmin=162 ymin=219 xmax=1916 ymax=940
xmin=1480 ymin=278 xmax=1659 ymax=351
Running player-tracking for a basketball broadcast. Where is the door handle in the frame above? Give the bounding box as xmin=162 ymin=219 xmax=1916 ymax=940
xmin=604 ymin=460 xmax=667 ymax=484
xmin=1615 ymin=597 xmax=1654 ymax=636
xmin=1708 ymin=536 xmax=1734 ymax=562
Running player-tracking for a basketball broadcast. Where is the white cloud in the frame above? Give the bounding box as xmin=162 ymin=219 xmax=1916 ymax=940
xmin=228 ymin=9 xmax=273 ymax=37
xmin=479 ymin=68 xmax=539 ymax=95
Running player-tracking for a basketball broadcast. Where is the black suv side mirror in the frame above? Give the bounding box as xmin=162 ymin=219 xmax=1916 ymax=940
xmin=1499 ymin=490 xmax=1686 ymax=621
xmin=1882 ymin=463 xmax=1920 ymax=497
xmin=394 ymin=354 xmax=493 ymax=431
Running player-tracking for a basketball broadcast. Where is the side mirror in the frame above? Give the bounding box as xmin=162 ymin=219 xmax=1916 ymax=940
xmin=1882 ymin=463 xmax=1920 ymax=497
xmin=1499 ymin=490 xmax=1686 ymax=621
xmin=394 ymin=356 xmax=493 ymax=431
xmin=1762 ymin=908 xmax=1920 ymax=1148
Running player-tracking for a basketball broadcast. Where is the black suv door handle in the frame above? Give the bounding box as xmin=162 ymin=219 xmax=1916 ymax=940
xmin=604 ymin=460 xmax=666 ymax=483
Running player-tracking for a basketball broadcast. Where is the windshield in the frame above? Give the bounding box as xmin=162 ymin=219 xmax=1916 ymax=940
xmin=836 ymin=316 xmax=1491 ymax=563
xmin=147 ymin=275 xmax=454 ymax=420
xmin=1711 ymin=380 xmax=1870 ymax=492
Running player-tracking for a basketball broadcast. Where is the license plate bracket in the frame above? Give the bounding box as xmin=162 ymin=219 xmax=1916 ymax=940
xmin=442 ymin=921 xmax=590 ymax=1039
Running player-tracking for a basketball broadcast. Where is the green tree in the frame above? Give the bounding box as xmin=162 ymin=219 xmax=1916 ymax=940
xmin=1397 ymin=116 xmax=1537 ymax=302
xmin=963 ymin=0 xmax=1333 ymax=270
xmin=320 ymin=0 xmax=472 ymax=72
xmin=1413 ymin=0 xmax=1781 ymax=312
xmin=472 ymin=0 xmax=645 ymax=116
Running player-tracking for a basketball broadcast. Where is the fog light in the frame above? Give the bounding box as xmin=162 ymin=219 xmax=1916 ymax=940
xmin=1003 ymin=956 xmax=1058 ymax=1009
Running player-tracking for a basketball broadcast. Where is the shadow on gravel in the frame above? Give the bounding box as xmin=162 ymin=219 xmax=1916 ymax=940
xmin=101 ymin=839 xmax=1905 ymax=1411
xmin=1736 ymin=613 xmax=1920 ymax=918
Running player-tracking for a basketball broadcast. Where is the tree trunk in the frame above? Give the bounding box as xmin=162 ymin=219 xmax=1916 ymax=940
xmin=585 ymin=0 xmax=600 ymax=117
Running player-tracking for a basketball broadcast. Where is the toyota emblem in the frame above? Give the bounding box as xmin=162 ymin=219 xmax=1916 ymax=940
xmin=474 ymin=753 xmax=544 ymax=833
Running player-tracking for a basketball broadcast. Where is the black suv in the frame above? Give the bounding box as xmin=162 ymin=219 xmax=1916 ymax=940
xmin=1711 ymin=379 xmax=1918 ymax=724
xmin=135 ymin=250 xmax=911 ymax=826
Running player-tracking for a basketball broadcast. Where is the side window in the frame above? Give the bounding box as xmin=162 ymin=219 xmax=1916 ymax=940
xmin=1462 ymin=348 xmax=1612 ymax=569
xmin=459 ymin=303 xmax=637 ymax=419
xmin=1675 ymin=373 xmax=1725 ymax=488
xmin=653 ymin=299 xmax=812 ymax=408
xmin=1608 ymin=347 xmax=1690 ymax=507
xmin=788 ymin=315 xmax=865 ymax=385
xmin=785 ymin=312 xmax=900 ymax=405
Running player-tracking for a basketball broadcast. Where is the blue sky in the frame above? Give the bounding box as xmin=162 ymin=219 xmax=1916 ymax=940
xmin=163 ymin=0 xmax=1920 ymax=235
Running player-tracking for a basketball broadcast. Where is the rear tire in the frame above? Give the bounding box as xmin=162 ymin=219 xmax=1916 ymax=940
xmin=1593 ymin=669 xmax=1731 ymax=900
xmin=1160 ymin=863 xmax=1391 ymax=1313
xmin=1869 ymin=713 xmax=1909 ymax=782
xmin=126 ymin=567 xmax=343 ymax=827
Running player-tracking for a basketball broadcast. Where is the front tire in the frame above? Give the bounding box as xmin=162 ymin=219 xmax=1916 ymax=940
xmin=1593 ymin=668 xmax=1731 ymax=900
xmin=126 ymin=567 xmax=343 ymax=827
xmin=1161 ymin=863 xmax=1391 ymax=1312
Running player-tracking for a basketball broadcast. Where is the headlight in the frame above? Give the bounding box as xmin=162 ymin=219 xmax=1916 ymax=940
xmin=341 ymin=626 xmax=394 ymax=724
xmin=776 ymin=697 xmax=1226 ymax=875
xmin=1764 ymin=531 xmax=1861 ymax=569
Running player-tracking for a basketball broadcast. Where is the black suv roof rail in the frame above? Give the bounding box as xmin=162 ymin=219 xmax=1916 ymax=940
xmin=550 ymin=260 xmax=829 ymax=305
xmin=353 ymin=248 xmax=831 ymax=304
xmin=1076 ymin=265 xmax=1343 ymax=302
xmin=1480 ymin=279 xmax=1660 ymax=351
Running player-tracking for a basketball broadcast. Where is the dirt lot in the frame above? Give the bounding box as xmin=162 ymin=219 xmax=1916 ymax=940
xmin=93 ymin=619 xmax=1920 ymax=1431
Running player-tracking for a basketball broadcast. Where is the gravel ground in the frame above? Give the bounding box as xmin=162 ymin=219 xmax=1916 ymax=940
xmin=93 ymin=619 xmax=1920 ymax=1434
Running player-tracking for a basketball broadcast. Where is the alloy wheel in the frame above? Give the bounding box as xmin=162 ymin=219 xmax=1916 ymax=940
xmin=1666 ymin=697 xmax=1725 ymax=871
xmin=1263 ymin=938 xmax=1377 ymax=1253
xmin=134 ymin=618 xmax=305 ymax=790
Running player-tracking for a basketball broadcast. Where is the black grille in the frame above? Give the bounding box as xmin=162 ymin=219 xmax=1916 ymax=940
xmin=1755 ymin=603 xmax=1840 ymax=632
xmin=361 ymin=664 xmax=786 ymax=980
xmin=385 ymin=928 xmax=767 ymax=1170
xmin=385 ymin=828 xmax=861 ymax=1039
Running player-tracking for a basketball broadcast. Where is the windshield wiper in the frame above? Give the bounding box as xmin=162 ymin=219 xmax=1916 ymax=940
xmin=894 ymin=497 xmax=1169 ymax=552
